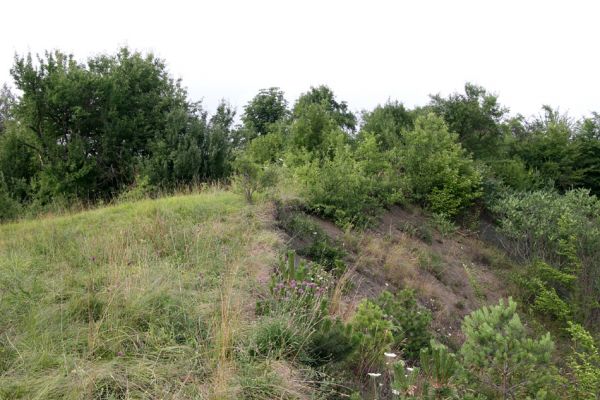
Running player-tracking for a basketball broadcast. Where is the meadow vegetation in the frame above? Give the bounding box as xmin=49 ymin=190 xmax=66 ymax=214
xmin=1 ymin=48 xmax=599 ymax=399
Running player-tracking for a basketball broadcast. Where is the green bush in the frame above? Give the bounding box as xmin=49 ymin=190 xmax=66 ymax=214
xmin=296 ymin=133 xmax=402 ymax=226
xmin=376 ymin=290 xmax=432 ymax=360
xmin=233 ymin=156 xmax=278 ymax=203
xmin=565 ymin=322 xmax=600 ymax=398
xmin=494 ymin=189 xmax=600 ymax=327
xmin=350 ymin=299 xmax=394 ymax=375
xmin=307 ymin=318 xmax=358 ymax=367
xmin=0 ymin=173 xmax=20 ymax=221
xmin=401 ymin=113 xmax=482 ymax=218
xmin=460 ymin=298 xmax=556 ymax=399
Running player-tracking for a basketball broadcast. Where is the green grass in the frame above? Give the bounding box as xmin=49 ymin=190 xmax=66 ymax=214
xmin=0 ymin=189 xmax=280 ymax=399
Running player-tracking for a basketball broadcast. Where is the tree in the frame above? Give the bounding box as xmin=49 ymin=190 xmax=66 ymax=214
xmin=242 ymin=87 xmax=288 ymax=137
xmin=0 ymin=84 xmax=15 ymax=135
xmin=360 ymin=100 xmax=414 ymax=150
xmin=511 ymin=106 xmax=580 ymax=191
xmin=430 ymin=83 xmax=508 ymax=158
xmin=8 ymin=48 xmax=229 ymax=203
xmin=460 ymin=298 xmax=555 ymax=399
xmin=293 ymin=85 xmax=356 ymax=132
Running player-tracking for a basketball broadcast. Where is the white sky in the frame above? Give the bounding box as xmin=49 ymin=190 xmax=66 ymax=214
xmin=2 ymin=0 xmax=599 ymax=119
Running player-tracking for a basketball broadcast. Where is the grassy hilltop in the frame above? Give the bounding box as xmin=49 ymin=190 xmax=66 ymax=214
xmin=0 ymin=190 xmax=284 ymax=398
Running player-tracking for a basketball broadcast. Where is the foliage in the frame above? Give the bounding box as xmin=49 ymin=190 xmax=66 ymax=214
xmin=391 ymin=342 xmax=458 ymax=399
xmin=401 ymin=113 xmax=483 ymax=217
xmin=494 ymin=189 xmax=600 ymax=327
xmin=350 ymin=299 xmax=394 ymax=375
xmin=375 ymin=290 xmax=432 ymax=360
xmin=242 ymin=87 xmax=289 ymax=138
xmin=5 ymin=49 xmax=233 ymax=208
xmin=0 ymin=84 xmax=15 ymax=134
xmin=245 ymin=130 xmax=285 ymax=164
xmin=460 ymin=298 xmax=556 ymax=399
xmin=233 ymin=156 xmax=278 ymax=203
xmin=0 ymin=172 xmax=21 ymax=221
xmin=296 ymin=133 xmax=402 ymax=226
xmin=360 ymin=100 xmax=414 ymax=149
xmin=565 ymin=322 xmax=600 ymax=399
xmin=307 ymin=317 xmax=358 ymax=367
xmin=293 ymin=85 xmax=356 ymax=132
xmin=430 ymin=83 xmax=509 ymax=159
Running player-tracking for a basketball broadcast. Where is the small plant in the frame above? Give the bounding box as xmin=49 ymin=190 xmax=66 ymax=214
xmin=463 ymin=263 xmax=486 ymax=302
xmin=418 ymin=250 xmax=444 ymax=281
xmin=307 ymin=318 xmax=358 ymax=366
xmin=351 ymin=299 xmax=394 ymax=375
xmin=430 ymin=213 xmax=457 ymax=238
xmin=398 ymin=221 xmax=433 ymax=245
xmin=419 ymin=342 xmax=458 ymax=395
xmin=460 ymin=298 xmax=556 ymax=399
xmin=376 ymin=290 xmax=432 ymax=360
xmin=257 ymin=251 xmax=332 ymax=319
xmin=233 ymin=156 xmax=278 ymax=203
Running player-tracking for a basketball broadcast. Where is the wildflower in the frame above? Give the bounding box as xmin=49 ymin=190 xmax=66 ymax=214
xmin=367 ymin=372 xmax=381 ymax=378
xmin=392 ymin=389 xmax=400 ymax=395
xmin=117 ymin=351 xmax=124 ymax=357
xmin=384 ymin=352 xmax=397 ymax=358
xmin=406 ymin=367 xmax=414 ymax=372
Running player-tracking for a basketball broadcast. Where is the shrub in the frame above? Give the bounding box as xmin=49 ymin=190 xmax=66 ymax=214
xmin=376 ymin=290 xmax=432 ymax=360
xmin=296 ymin=133 xmax=402 ymax=226
xmin=460 ymin=298 xmax=556 ymax=399
xmin=565 ymin=322 xmax=600 ymax=398
xmin=0 ymin=173 xmax=20 ymax=221
xmin=350 ymin=299 xmax=394 ymax=375
xmin=307 ymin=318 xmax=358 ymax=367
xmin=233 ymin=156 xmax=278 ymax=203
xmin=401 ymin=113 xmax=482 ymax=218
xmin=494 ymin=189 xmax=600 ymax=327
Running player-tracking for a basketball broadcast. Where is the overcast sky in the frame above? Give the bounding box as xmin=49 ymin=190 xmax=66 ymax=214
xmin=2 ymin=0 xmax=599 ymax=119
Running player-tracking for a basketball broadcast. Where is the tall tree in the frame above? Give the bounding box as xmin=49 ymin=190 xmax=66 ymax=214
xmin=293 ymin=85 xmax=356 ymax=133
xmin=241 ymin=87 xmax=288 ymax=137
xmin=0 ymin=84 xmax=15 ymax=135
xmin=430 ymin=83 xmax=508 ymax=158
xmin=10 ymin=49 xmax=191 ymax=200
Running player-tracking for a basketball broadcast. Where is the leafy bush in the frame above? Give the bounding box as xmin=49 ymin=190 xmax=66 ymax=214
xmin=376 ymin=290 xmax=432 ymax=360
xmin=233 ymin=156 xmax=278 ymax=203
xmin=401 ymin=113 xmax=482 ymax=218
xmin=296 ymin=133 xmax=402 ymax=226
xmin=494 ymin=189 xmax=600 ymax=327
xmin=0 ymin=173 xmax=20 ymax=221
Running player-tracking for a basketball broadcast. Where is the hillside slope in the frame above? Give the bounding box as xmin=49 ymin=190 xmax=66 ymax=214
xmin=1 ymin=190 xmax=524 ymax=399
xmin=0 ymin=190 xmax=281 ymax=399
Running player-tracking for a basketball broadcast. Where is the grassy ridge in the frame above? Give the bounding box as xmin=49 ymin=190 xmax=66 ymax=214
xmin=0 ymin=190 xmax=279 ymax=399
